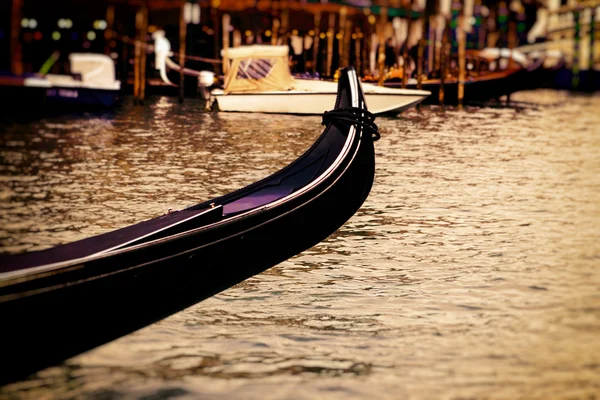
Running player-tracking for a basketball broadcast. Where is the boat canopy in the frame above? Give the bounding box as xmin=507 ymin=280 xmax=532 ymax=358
xmin=222 ymin=45 xmax=295 ymax=94
xmin=69 ymin=53 xmax=118 ymax=87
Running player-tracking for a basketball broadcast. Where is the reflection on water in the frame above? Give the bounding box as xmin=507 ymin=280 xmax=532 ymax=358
xmin=1 ymin=92 xmax=599 ymax=399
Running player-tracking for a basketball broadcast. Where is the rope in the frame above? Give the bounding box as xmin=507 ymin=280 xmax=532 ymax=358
xmin=107 ymin=30 xmax=223 ymax=64
xmin=322 ymin=107 xmax=380 ymax=141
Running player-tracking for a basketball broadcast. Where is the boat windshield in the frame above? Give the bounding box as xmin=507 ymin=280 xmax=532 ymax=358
xmin=237 ymin=58 xmax=276 ymax=79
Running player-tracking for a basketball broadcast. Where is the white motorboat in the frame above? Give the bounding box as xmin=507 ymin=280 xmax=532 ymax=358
xmin=45 ymin=53 xmax=121 ymax=107
xmin=211 ymin=45 xmax=430 ymax=115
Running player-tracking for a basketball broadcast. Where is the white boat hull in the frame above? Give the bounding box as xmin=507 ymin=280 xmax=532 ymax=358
xmin=212 ymin=79 xmax=430 ymax=115
xmin=213 ymin=92 xmax=426 ymax=115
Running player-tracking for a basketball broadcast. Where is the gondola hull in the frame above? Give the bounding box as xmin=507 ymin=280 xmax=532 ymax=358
xmin=0 ymin=68 xmax=377 ymax=385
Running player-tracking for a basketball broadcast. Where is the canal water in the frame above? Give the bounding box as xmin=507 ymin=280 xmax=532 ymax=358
xmin=0 ymin=91 xmax=599 ymax=399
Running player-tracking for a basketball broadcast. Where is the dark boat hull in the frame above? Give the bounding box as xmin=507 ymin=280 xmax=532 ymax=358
xmin=379 ymin=66 xmax=530 ymax=105
xmin=46 ymin=86 xmax=120 ymax=108
xmin=0 ymin=68 xmax=376 ymax=384
xmin=0 ymin=76 xmax=48 ymax=118
xmin=553 ymin=67 xmax=600 ymax=92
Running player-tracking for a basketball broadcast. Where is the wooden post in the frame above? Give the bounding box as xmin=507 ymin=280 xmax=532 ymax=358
xmin=486 ymin=7 xmax=495 ymax=48
xmin=10 ymin=0 xmax=23 ymax=75
xmin=478 ymin=16 xmax=486 ymax=50
xmin=139 ymin=6 xmax=148 ymax=104
xmin=507 ymin=20 xmax=517 ymax=69
xmin=271 ymin=19 xmax=280 ymax=45
xmin=120 ymin=33 xmax=129 ymax=90
xmin=302 ymin=33 xmax=309 ymax=73
xmin=475 ymin=0 xmax=486 ymax=50
xmin=279 ymin=1 xmax=290 ymax=49
xmin=211 ymin=1 xmax=221 ymax=76
xmin=312 ymin=11 xmax=321 ymax=75
xmin=377 ymin=7 xmax=388 ymax=86
xmin=338 ymin=7 xmax=347 ymax=70
xmin=222 ymin=13 xmax=230 ymax=74
xmin=336 ymin=7 xmax=350 ymax=68
xmin=133 ymin=8 xmax=143 ymax=104
xmin=428 ymin=15 xmax=436 ymax=76
xmin=179 ymin=1 xmax=187 ymax=103
xmin=505 ymin=16 xmax=516 ymax=104
xmin=457 ymin=14 xmax=466 ymax=108
xmin=439 ymin=24 xmax=449 ymax=105
xmin=417 ymin=37 xmax=425 ymax=110
xmin=444 ymin=25 xmax=451 ymax=76
xmin=589 ymin=6 xmax=595 ymax=81
xmin=417 ymin=37 xmax=425 ymax=89
xmin=104 ymin=5 xmax=115 ymax=56
xmin=326 ymin=12 xmax=335 ymax=77
xmin=365 ymin=13 xmax=375 ymax=77
xmin=572 ymin=9 xmax=581 ymax=89
xmin=355 ymin=29 xmax=362 ymax=74
xmin=281 ymin=3 xmax=290 ymax=37
xmin=434 ymin=19 xmax=442 ymax=77
xmin=343 ymin=20 xmax=352 ymax=68
xmin=402 ymin=15 xmax=411 ymax=88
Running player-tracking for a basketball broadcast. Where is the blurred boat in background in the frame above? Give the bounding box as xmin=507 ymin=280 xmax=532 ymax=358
xmin=1 ymin=53 xmax=121 ymax=118
xmin=363 ymin=48 xmax=545 ymax=105
xmin=0 ymin=73 xmax=50 ymax=117
xmin=45 ymin=53 xmax=121 ymax=108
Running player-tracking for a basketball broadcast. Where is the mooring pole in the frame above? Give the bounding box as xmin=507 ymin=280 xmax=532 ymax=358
xmin=428 ymin=15 xmax=436 ymax=76
xmin=139 ymin=5 xmax=148 ymax=104
xmin=104 ymin=5 xmax=115 ymax=56
xmin=417 ymin=37 xmax=425 ymax=89
xmin=417 ymin=37 xmax=425 ymax=110
xmin=377 ymin=7 xmax=388 ymax=86
xmin=326 ymin=12 xmax=335 ymax=77
xmin=365 ymin=13 xmax=375 ymax=77
xmin=211 ymin=1 xmax=221 ymax=76
xmin=10 ymin=0 xmax=23 ymax=75
xmin=343 ymin=20 xmax=353 ymax=68
xmin=281 ymin=2 xmax=290 ymax=38
xmin=439 ymin=24 xmax=449 ymax=105
xmin=271 ymin=19 xmax=280 ymax=45
xmin=222 ymin=13 xmax=230 ymax=74
xmin=355 ymin=28 xmax=362 ymax=74
xmin=402 ymin=6 xmax=412 ymax=89
xmin=572 ymin=8 xmax=581 ymax=90
xmin=120 ymin=33 xmax=129 ymax=93
xmin=338 ymin=7 xmax=347 ymax=70
xmin=179 ymin=1 xmax=187 ymax=103
xmin=133 ymin=8 xmax=143 ymax=104
xmin=506 ymin=15 xmax=517 ymax=104
xmin=590 ymin=6 xmax=596 ymax=80
xmin=312 ymin=11 xmax=321 ymax=76
xmin=458 ymin=14 xmax=466 ymax=108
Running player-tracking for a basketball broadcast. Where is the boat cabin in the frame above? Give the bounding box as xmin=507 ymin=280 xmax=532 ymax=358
xmin=221 ymin=45 xmax=295 ymax=94
xmin=46 ymin=53 xmax=121 ymax=90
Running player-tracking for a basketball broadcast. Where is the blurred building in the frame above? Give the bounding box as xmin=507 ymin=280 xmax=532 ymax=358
xmin=3 ymin=0 xmax=597 ymax=92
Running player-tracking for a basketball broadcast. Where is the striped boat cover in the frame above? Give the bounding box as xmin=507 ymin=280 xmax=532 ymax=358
xmin=236 ymin=58 xmax=276 ymax=80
